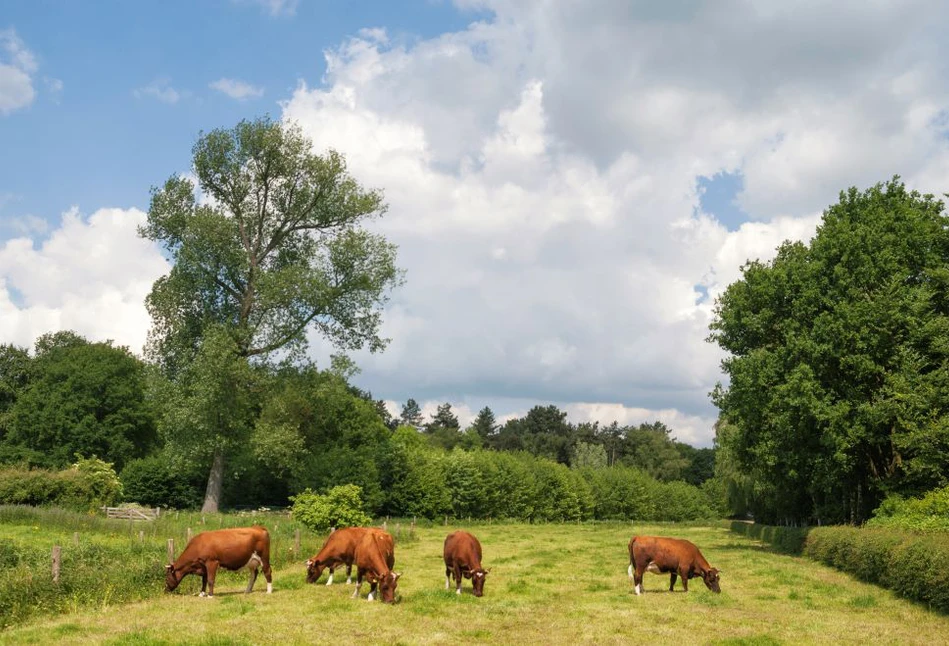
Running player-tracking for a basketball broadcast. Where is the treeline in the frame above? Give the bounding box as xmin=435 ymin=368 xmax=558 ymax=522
xmin=710 ymin=178 xmax=949 ymax=525
xmin=0 ymin=331 xmax=719 ymax=519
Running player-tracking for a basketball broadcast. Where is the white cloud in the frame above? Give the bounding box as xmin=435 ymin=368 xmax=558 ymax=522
xmin=283 ymin=1 xmax=949 ymax=445
xmin=0 ymin=29 xmax=38 ymax=115
xmin=209 ymin=77 xmax=264 ymax=101
xmin=0 ymin=207 xmax=169 ymax=354
xmin=134 ymin=78 xmax=181 ymax=104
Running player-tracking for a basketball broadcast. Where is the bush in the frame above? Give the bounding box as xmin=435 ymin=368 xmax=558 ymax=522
xmin=0 ymin=458 xmax=122 ymax=512
xmin=727 ymin=521 xmax=811 ymax=554
xmin=867 ymin=486 xmax=949 ymax=531
xmin=120 ymin=456 xmax=203 ymax=509
xmin=290 ymin=484 xmax=373 ymax=532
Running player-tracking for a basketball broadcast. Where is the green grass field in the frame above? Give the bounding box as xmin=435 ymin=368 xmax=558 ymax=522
xmin=2 ymin=519 xmax=948 ymax=645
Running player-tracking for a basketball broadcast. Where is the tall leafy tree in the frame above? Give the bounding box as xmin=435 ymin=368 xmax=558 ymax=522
xmin=4 ymin=331 xmax=156 ymax=470
xmin=140 ymin=117 xmax=403 ymax=512
xmin=710 ymin=178 xmax=949 ymax=523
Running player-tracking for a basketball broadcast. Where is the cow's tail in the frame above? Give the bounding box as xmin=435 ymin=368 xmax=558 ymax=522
xmin=628 ymin=536 xmax=638 ymax=581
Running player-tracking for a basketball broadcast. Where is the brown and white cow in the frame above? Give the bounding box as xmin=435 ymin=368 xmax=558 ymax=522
xmin=165 ymin=526 xmax=273 ymax=598
xmin=443 ymin=530 xmax=489 ymax=597
xmin=351 ymin=528 xmax=400 ymax=603
xmin=628 ymin=535 xmax=721 ymax=595
xmin=305 ymin=526 xmax=369 ymax=585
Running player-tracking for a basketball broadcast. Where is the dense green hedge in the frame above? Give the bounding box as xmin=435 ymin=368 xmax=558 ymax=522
xmin=729 ymin=521 xmax=949 ymax=613
xmin=727 ymin=521 xmax=810 ymax=554
xmin=0 ymin=458 xmax=122 ymax=512
xmin=867 ymin=486 xmax=949 ymax=531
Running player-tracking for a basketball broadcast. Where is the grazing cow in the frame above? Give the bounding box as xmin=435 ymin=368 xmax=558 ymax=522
xmin=443 ymin=530 xmax=489 ymax=597
xmin=305 ymin=526 xmax=369 ymax=585
xmin=352 ymin=529 xmax=400 ymax=603
xmin=165 ymin=526 xmax=273 ymax=598
xmin=628 ymin=535 xmax=720 ymax=595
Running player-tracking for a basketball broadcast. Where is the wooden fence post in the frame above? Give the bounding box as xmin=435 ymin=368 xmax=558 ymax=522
xmin=294 ymin=529 xmax=301 ymax=555
xmin=167 ymin=538 xmax=175 ymax=564
xmin=52 ymin=546 xmax=61 ymax=583
xmin=186 ymin=528 xmax=192 ymax=543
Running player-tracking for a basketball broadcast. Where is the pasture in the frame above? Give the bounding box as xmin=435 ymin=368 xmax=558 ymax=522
xmin=2 ymin=517 xmax=948 ymax=645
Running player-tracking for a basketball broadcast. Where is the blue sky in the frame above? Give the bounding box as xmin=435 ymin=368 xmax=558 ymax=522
xmin=4 ymin=1 xmax=949 ymax=446
xmin=0 ymin=0 xmax=484 ymax=228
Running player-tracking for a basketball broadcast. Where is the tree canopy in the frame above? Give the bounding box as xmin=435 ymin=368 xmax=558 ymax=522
xmin=140 ymin=117 xmax=403 ymax=511
xmin=710 ymin=178 xmax=949 ymax=524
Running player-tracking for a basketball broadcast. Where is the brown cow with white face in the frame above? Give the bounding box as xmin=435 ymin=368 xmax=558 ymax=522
xmin=351 ymin=528 xmax=400 ymax=603
xmin=165 ymin=526 xmax=273 ymax=598
xmin=305 ymin=526 xmax=369 ymax=585
xmin=443 ymin=530 xmax=489 ymax=597
xmin=628 ymin=535 xmax=721 ymax=595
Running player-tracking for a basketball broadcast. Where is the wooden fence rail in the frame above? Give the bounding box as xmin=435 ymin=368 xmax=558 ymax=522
xmin=101 ymin=506 xmax=161 ymax=521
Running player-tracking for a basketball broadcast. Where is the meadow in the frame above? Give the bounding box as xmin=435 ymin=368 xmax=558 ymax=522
xmin=1 ymin=512 xmax=948 ymax=645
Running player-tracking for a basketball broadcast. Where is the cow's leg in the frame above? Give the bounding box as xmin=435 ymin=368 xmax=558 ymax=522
xmin=678 ymin=568 xmax=689 ymax=592
xmin=205 ymin=561 xmax=220 ymax=598
xmin=199 ymin=566 xmax=209 ymax=597
xmin=352 ymin=569 xmax=364 ymax=599
xmin=634 ymin=565 xmax=646 ymax=595
xmin=345 ymin=562 xmax=353 ymax=585
xmin=262 ymin=556 xmax=273 ymax=594
xmin=454 ymin=564 xmax=463 ymax=595
xmin=669 ymin=572 xmax=677 ymax=592
xmin=445 ymin=565 xmax=452 ymax=590
xmin=326 ymin=565 xmax=335 ymax=586
xmin=246 ymin=565 xmax=259 ymax=593
xmin=368 ymin=579 xmax=378 ymax=601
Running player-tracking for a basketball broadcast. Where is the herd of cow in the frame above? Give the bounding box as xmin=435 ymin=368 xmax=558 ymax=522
xmin=164 ymin=525 xmax=721 ymax=602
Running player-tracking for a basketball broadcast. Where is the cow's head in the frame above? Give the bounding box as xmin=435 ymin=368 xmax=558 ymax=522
xmin=471 ymin=568 xmax=490 ymax=597
xmin=305 ymin=559 xmax=324 ymax=584
xmin=165 ymin=564 xmax=181 ymax=592
xmin=378 ymin=571 xmax=402 ymax=603
xmin=703 ymin=568 xmax=721 ymax=593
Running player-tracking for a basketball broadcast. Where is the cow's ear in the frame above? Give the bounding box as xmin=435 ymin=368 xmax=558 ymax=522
xmin=394 ymin=572 xmax=402 ymax=580
xmin=485 ymin=568 xmax=491 ymax=575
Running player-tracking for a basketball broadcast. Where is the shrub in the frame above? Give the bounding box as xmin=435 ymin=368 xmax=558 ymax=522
xmin=0 ymin=458 xmax=122 ymax=512
xmin=867 ymin=486 xmax=949 ymax=531
xmin=120 ymin=455 xmax=202 ymax=509
xmin=290 ymin=484 xmax=373 ymax=532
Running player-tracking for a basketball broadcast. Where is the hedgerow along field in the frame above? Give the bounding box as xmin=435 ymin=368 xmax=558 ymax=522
xmin=3 ymin=512 xmax=949 ymax=645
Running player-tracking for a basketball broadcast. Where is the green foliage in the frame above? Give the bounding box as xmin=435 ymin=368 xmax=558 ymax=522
xmin=711 ymin=178 xmax=949 ymax=524
xmin=141 ymin=117 xmax=403 ymax=511
xmin=120 ymin=455 xmax=203 ymax=509
xmin=3 ymin=332 xmax=156 ymax=471
xmin=727 ymin=521 xmax=811 ymax=555
xmin=803 ymin=526 xmax=949 ymax=613
xmin=570 ymin=441 xmax=607 ymax=469
xmin=290 ymin=484 xmax=373 ymax=532
xmin=0 ymin=459 xmax=122 ymax=512
xmin=867 ymin=485 xmax=949 ymax=531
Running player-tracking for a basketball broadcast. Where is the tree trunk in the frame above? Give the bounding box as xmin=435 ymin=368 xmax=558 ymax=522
xmin=202 ymin=449 xmax=225 ymax=514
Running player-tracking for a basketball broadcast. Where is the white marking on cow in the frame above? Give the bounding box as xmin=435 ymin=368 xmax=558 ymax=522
xmin=243 ymin=551 xmax=263 ymax=570
xmin=367 ymin=592 xmax=374 ymax=601
xmin=346 ymin=576 xmax=352 ymax=584
xmin=635 ymin=584 xmax=642 ymax=596
xmin=646 ymin=562 xmax=661 ymax=575
xmin=199 ymin=591 xmax=206 ymax=597
xmin=326 ymin=572 xmax=334 ymax=585
xmin=266 ymin=582 xmax=272 ymax=594
xmin=456 ymin=588 xmax=461 ymax=595
xmin=627 ymin=564 xmax=634 ymax=580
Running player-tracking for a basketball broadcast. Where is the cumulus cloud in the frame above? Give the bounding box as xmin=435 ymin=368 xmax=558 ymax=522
xmin=284 ymin=1 xmax=949 ymax=445
xmin=0 ymin=28 xmax=38 ymax=115
xmin=209 ymin=77 xmax=264 ymax=100
xmin=134 ymin=78 xmax=181 ymax=104
xmin=0 ymin=207 xmax=169 ymax=354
